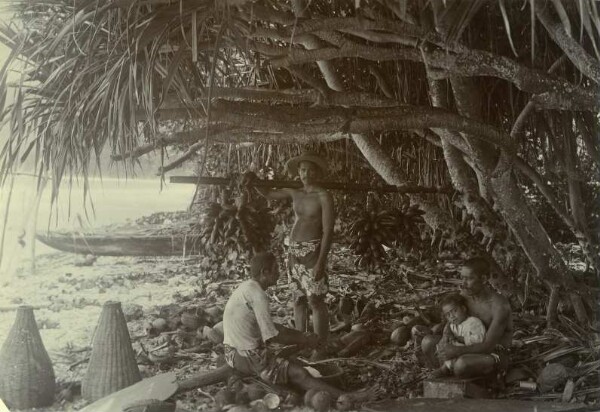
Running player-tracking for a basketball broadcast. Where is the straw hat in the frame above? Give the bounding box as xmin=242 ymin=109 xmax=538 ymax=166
xmin=285 ymin=152 xmax=327 ymax=177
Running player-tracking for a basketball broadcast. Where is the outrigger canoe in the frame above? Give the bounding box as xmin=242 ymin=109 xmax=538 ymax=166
xmin=36 ymin=232 xmax=201 ymax=256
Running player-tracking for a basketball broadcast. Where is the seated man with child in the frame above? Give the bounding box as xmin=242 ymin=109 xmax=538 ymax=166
xmin=422 ymin=257 xmax=513 ymax=378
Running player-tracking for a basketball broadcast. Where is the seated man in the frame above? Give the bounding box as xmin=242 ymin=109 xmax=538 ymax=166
xmin=223 ymin=252 xmax=375 ymax=403
xmin=421 ymin=257 xmax=513 ymax=378
xmin=431 ymin=293 xmax=486 ymax=378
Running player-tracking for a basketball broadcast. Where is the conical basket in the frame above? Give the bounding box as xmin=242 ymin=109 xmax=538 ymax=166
xmin=0 ymin=305 xmax=56 ymax=409
xmin=82 ymin=301 xmax=141 ymax=401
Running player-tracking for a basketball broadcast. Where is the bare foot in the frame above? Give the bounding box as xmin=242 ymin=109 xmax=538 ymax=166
xmin=429 ymin=366 xmax=451 ymax=379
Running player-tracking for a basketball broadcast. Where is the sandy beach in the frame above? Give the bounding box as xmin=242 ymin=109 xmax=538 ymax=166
xmin=0 ymin=177 xmax=198 ymax=377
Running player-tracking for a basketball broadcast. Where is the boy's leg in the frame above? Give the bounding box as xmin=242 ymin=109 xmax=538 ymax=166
xmin=308 ymin=294 xmax=329 ymax=341
xmin=421 ymin=334 xmax=442 ymax=368
xmin=293 ymin=294 xmax=308 ymax=332
xmin=285 ymin=361 xmax=381 ymax=405
xmin=308 ymin=294 xmax=329 ymax=361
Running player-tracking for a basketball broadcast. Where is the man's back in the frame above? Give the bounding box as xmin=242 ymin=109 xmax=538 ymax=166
xmin=223 ymin=280 xmax=278 ymax=352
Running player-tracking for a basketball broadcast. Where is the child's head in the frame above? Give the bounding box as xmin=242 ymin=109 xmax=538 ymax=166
xmin=440 ymin=294 xmax=468 ymax=325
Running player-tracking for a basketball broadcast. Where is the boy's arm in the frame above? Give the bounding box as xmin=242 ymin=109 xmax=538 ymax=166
xmin=242 ymin=171 xmax=292 ymax=201
xmin=313 ymin=191 xmax=334 ymax=281
xmin=268 ymin=324 xmax=319 ymax=347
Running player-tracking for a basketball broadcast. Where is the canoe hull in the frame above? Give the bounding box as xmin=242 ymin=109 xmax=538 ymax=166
xmin=36 ymin=233 xmax=200 ymax=256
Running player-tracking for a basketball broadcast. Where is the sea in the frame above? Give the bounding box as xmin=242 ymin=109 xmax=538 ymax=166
xmin=0 ymin=175 xmax=196 ymax=278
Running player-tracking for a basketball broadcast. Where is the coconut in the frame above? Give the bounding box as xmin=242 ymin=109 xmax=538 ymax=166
xmin=311 ymin=391 xmax=332 ymax=412
xmin=262 ymin=393 xmax=280 ymax=409
xmin=303 ymin=388 xmax=320 ymax=407
xmin=152 ymin=318 xmax=168 ymax=333
xmin=390 ymin=326 xmax=411 ymax=345
xmin=537 ymin=363 xmax=569 ymax=393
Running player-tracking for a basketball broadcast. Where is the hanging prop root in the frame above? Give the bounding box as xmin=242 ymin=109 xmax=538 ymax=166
xmin=176 ymin=364 xmax=235 ymax=394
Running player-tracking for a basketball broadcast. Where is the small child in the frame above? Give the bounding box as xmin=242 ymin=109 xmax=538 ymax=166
xmin=431 ymin=293 xmax=486 ymax=378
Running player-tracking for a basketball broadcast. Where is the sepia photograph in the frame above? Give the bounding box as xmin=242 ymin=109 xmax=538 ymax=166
xmin=0 ymin=1 xmax=598 ymax=411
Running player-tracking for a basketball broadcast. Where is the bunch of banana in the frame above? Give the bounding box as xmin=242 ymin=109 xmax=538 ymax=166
xmin=200 ymin=201 xmax=273 ymax=253
xmin=395 ymin=203 xmax=426 ymax=249
xmin=236 ymin=203 xmax=273 ymax=252
xmin=347 ymin=204 xmax=426 ymax=268
xmin=347 ymin=208 xmax=398 ymax=269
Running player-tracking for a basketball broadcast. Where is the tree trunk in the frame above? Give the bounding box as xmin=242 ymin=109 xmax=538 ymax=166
xmin=429 ymin=4 xmax=588 ymax=324
xmin=351 ymin=133 xmax=514 ymax=296
xmin=563 ymin=118 xmax=599 ymax=273
xmin=291 ymin=0 xmax=344 ymax=92
xmin=427 ymin=79 xmax=515 ymax=273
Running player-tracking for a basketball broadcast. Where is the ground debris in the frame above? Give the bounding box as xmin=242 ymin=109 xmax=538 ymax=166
xmin=1 ymin=238 xmax=598 ymax=411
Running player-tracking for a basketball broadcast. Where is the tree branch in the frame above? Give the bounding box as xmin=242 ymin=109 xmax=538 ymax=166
xmin=110 ymin=125 xmax=233 ymax=161
xmin=535 ymin=1 xmax=600 ymax=85
xmin=250 ymin=35 xmax=598 ymax=111
xmin=153 ymin=87 xmax=399 ymax=113
xmin=513 ymin=157 xmax=578 ymax=233
xmin=110 ymin=132 xmax=197 ymax=161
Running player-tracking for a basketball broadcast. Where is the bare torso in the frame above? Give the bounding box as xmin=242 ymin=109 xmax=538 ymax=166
xmin=289 ymin=189 xmax=325 ymax=242
xmin=465 ymin=291 xmax=513 ymax=347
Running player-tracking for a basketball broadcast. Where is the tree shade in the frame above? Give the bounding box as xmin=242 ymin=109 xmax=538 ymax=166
xmin=0 ymin=0 xmax=598 ymax=325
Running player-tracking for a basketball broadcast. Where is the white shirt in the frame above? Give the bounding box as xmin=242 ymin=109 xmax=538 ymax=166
xmin=223 ymin=279 xmax=279 ymax=351
xmin=450 ymin=316 xmax=486 ymax=346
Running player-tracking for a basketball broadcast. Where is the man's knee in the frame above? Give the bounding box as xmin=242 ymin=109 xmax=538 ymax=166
xmin=421 ymin=334 xmax=439 ymax=354
xmin=452 ymin=357 xmax=472 ymax=378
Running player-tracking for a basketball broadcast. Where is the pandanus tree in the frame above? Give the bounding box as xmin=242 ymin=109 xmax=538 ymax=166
xmin=0 ymin=0 xmax=598 ymax=326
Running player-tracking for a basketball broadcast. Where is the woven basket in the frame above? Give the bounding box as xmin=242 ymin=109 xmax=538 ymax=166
xmin=0 ymin=305 xmax=56 ymax=409
xmin=82 ymin=301 xmax=141 ymax=401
